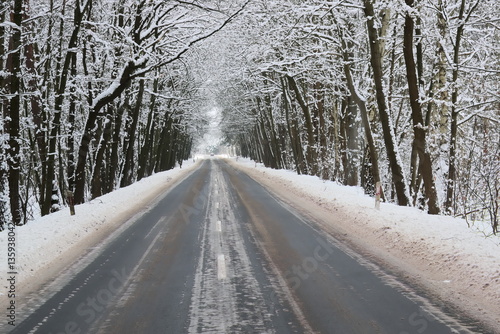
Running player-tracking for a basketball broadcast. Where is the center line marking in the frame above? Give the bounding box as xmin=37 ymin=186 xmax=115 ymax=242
xmin=216 ymin=202 xmax=219 ymax=209
xmin=216 ymin=220 xmax=222 ymax=232
xmin=217 ymin=254 xmax=226 ymax=280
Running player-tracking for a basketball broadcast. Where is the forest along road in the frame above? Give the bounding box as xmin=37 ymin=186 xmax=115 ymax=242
xmin=8 ymin=159 xmax=480 ymax=334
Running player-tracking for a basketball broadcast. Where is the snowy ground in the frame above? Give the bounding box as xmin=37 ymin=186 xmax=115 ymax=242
xmin=1 ymin=155 xmax=499 ymax=332
xmin=227 ymin=157 xmax=500 ymax=333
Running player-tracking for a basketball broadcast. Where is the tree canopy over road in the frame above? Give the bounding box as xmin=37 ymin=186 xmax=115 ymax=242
xmin=1 ymin=0 xmax=498 ymax=233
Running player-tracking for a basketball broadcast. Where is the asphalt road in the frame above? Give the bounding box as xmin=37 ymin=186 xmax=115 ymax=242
xmin=7 ymin=159 xmax=481 ymax=333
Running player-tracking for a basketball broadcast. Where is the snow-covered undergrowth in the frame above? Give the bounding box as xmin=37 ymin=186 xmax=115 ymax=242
xmin=0 ymin=160 xmax=198 ymax=291
xmin=228 ymin=157 xmax=500 ymax=332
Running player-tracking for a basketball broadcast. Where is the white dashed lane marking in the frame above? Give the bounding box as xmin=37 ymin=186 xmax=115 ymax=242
xmin=217 ymin=254 xmax=226 ymax=280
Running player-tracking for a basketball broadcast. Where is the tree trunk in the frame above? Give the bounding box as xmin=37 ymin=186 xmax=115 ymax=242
xmin=167 ymin=122 xmax=179 ymax=169
xmin=43 ymin=0 xmax=87 ymax=214
xmin=281 ymin=77 xmax=303 ymax=174
xmin=106 ymin=100 xmax=126 ymax=193
xmin=331 ymin=99 xmax=342 ymax=181
xmin=158 ymin=115 xmax=174 ymax=172
xmin=65 ymin=51 xmax=78 ymax=197
xmin=363 ymin=0 xmax=410 ymax=206
xmin=257 ymin=118 xmax=274 ymax=167
xmin=266 ymin=101 xmax=282 ymax=169
xmin=91 ymin=112 xmax=113 ymax=199
xmin=435 ymin=0 xmax=449 ymax=146
xmin=286 ymin=75 xmax=317 ymax=175
xmin=314 ymin=82 xmax=329 ymax=180
xmin=339 ymin=99 xmax=349 ymax=184
xmin=138 ymin=78 xmax=158 ymax=180
xmin=255 ymin=97 xmax=276 ymax=168
xmin=343 ymin=56 xmax=384 ymax=199
xmin=74 ymin=59 xmax=147 ymax=204
xmin=24 ymin=24 xmax=48 ymax=202
xmin=345 ymin=95 xmax=359 ymax=186
xmin=72 ymin=5 xmax=95 ymax=193
xmin=0 ymin=9 xmax=7 ymax=228
xmin=36 ymin=0 xmax=59 ymax=207
xmin=148 ymin=110 xmax=162 ymax=176
xmin=6 ymin=0 xmax=23 ymax=225
xmin=121 ymin=79 xmax=145 ymax=187
xmin=445 ymin=0 xmax=478 ymax=213
xmin=403 ymin=0 xmax=440 ymax=214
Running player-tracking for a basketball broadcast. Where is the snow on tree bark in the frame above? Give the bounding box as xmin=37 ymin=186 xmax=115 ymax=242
xmin=403 ymin=0 xmax=440 ymax=214
xmin=6 ymin=0 xmax=23 ymax=225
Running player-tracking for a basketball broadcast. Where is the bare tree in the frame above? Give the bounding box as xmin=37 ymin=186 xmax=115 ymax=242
xmin=445 ymin=0 xmax=481 ymax=213
xmin=363 ymin=0 xmax=410 ymax=206
xmin=403 ymin=0 xmax=440 ymax=214
xmin=5 ymin=0 xmax=23 ymax=225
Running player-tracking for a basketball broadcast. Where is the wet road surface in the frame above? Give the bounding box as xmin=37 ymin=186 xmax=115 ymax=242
xmin=6 ymin=159 xmax=481 ymax=333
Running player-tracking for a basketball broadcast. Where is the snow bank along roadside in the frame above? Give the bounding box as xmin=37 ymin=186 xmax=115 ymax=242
xmin=0 ymin=160 xmax=200 ymax=304
xmin=227 ymin=157 xmax=500 ymax=333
